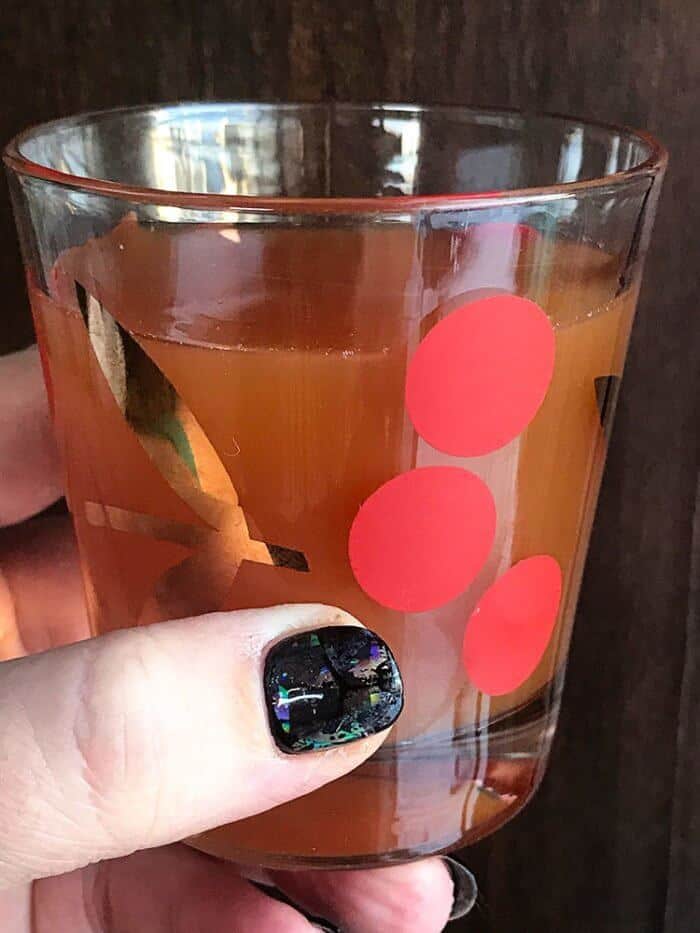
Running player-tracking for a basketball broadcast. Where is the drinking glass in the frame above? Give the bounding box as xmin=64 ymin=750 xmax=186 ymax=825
xmin=4 ymin=103 xmax=665 ymax=871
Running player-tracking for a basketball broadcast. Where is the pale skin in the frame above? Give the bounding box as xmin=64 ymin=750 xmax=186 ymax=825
xmin=0 ymin=347 xmax=455 ymax=932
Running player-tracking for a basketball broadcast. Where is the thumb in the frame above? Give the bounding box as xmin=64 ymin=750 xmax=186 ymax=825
xmin=0 ymin=605 xmax=403 ymax=887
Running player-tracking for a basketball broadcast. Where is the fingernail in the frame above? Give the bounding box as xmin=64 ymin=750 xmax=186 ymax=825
xmin=443 ymin=856 xmax=478 ymax=920
xmin=264 ymin=625 xmax=404 ymax=753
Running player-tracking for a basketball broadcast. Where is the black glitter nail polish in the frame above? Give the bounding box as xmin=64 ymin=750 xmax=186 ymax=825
xmin=264 ymin=625 xmax=404 ymax=753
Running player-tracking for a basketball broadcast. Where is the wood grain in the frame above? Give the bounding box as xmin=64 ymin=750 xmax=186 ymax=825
xmin=664 ymin=473 xmax=700 ymax=933
xmin=0 ymin=2 xmax=698 ymax=930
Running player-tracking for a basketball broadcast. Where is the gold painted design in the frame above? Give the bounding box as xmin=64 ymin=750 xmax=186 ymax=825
xmin=75 ymin=283 xmax=308 ymax=621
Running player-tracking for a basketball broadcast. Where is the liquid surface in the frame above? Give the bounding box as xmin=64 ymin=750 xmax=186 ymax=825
xmin=31 ymin=217 xmax=636 ymax=866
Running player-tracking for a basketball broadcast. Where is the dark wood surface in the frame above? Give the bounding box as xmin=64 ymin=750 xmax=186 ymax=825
xmin=1 ymin=3 xmax=698 ymax=931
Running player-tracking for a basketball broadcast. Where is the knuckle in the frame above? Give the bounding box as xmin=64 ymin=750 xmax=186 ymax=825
xmin=0 ymin=630 xmax=176 ymax=881
xmin=70 ymin=631 xmax=168 ymax=844
xmin=381 ymin=862 xmax=454 ymax=933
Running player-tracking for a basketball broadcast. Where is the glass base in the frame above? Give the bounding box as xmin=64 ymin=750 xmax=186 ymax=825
xmin=189 ymin=823 xmax=506 ymax=871
xmin=187 ymin=691 xmax=557 ymax=871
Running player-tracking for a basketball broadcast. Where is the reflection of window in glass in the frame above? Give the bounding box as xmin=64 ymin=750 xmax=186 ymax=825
xmin=456 ymin=144 xmax=519 ymax=192
xmin=149 ymin=112 xmax=207 ymax=221
xmin=605 ymin=133 xmax=621 ymax=177
xmin=145 ymin=112 xmax=286 ymax=218
xmin=220 ymin=118 xmax=281 ymax=196
xmin=557 ymin=127 xmax=584 ymax=183
xmin=611 ymin=135 xmax=639 ymax=174
xmin=58 ymin=127 xmax=99 ymax=180
xmin=151 ymin=116 xmax=205 ymax=191
xmin=381 ymin=117 xmax=422 ymax=194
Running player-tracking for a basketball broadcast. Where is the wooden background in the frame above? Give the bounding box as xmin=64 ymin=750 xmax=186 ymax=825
xmin=1 ymin=2 xmax=698 ymax=931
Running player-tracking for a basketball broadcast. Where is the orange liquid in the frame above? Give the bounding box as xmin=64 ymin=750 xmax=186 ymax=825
xmin=31 ymin=217 xmax=636 ymax=866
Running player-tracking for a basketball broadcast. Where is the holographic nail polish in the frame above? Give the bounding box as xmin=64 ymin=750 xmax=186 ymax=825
xmin=264 ymin=626 xmax=404 ymax=753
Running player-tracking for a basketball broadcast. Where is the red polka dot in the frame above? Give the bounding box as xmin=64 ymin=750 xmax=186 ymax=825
xmin=462 ymin=556 xmax=562 ymax=696
xmin=349 ymin=467 xmax=496 ymax=613
xmin=406 ymin=295 xmax=555 ymax=456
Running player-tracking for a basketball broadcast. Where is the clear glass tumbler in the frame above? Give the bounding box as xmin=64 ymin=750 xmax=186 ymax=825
xmin=4 ymin=103 xmax=666 ymax=869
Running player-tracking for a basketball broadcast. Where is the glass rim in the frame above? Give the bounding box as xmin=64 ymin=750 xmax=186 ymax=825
xmin=3 ymin=101 xmax=668 ymax=214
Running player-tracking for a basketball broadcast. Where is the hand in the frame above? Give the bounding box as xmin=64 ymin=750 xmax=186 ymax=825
xmin=0 ymin=347 xmax=472 ymax=932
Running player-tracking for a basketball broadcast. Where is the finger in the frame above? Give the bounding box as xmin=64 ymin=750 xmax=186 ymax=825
xmin=0 ymin=346 xmax=62 ymax=526
xmin=0 ymin=514 xmax=89 ymax=660
xmin=30 ymin=845 xmax=319 ymax=933
xmin=271 ymin=859 xmax=455 ymax=933
xmin=0 ymin=605 xmax=403 ymax=888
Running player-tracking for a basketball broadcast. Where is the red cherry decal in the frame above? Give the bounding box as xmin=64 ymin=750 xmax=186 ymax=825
xmin=349 ymin=467 xmax=496 ymax=613
xmin=406 ymin=294 xmax=555 ymax=456
xmin=462 ymin=555 xmax=562 ymax=696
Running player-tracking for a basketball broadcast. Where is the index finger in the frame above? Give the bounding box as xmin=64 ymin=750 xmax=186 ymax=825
xmin=0 ymin=346 xmax=62 ymax=526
